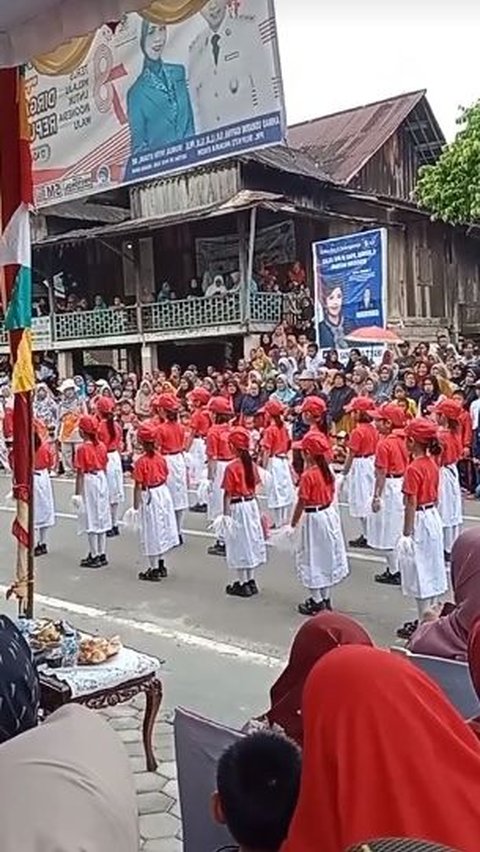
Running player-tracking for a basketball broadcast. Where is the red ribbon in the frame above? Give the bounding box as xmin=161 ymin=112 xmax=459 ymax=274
xmin=107 ymin=64 xmax=128 ymax=125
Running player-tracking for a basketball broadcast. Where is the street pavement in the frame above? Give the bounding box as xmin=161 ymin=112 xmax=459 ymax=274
xmin=0 ymin=474 xmax=478 ymax=849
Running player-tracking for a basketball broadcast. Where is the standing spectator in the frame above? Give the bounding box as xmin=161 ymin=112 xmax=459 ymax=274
xmin=328 ymin=373 xmax=355 ymax=435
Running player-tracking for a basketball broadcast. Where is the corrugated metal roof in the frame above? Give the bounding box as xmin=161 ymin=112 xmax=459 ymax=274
xmin=287 ymin=90 xmax=443 ymax=184
xmin=36 ymin=200 xmax=130 ymax=224
xmin=243 ymin=145 xmax=332 ymax=183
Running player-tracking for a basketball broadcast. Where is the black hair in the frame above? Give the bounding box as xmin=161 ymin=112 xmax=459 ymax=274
xmin=312 ymin=453 xmax=334 ymax=486
xmin=166 ymin=410 xmax=179 ymax=423
xmin=215 ymin=413 xmax=231 ymax=425
xmin=428 ymin=437 xmax=442 ymax=457
xmin=142 ymin=440 xmax=156 ymax=458
xmin=357 ymin=411 xmax=373 ymax=423
xmin=105 ymin=411 xmax=116 ymax=442
xmin=33 ymin=432 xmax=42 ymax=453
xmin=446 ymin=417 xmax=460 ymax=434
xmin=216 ymin=732 xmax=301 ymax=852
xmin=313 ymin=413 xmax=329 ymax=436
xmin=238 ymin=448 xmax=255 ymax=491
xmin=272 ymin=414 xmax=284 ymax=429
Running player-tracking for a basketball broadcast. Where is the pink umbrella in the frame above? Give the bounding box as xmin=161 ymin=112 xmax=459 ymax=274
xmin=346 ymin=326 xmax=405 ymax=345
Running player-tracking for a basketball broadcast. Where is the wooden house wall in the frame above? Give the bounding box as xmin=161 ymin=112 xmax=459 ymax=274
xmin=350 ymin=124 xmax=418 ymax=202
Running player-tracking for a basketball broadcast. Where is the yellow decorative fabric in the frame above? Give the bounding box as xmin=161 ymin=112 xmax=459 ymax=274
xmin=32 ymin=0 xmax=208 ymax=75
xmin=11 ymin=329 xmax=35 ymax=393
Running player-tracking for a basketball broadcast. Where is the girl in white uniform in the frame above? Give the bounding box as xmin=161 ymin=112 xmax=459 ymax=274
xmin=435 ymin=398 xmax=464 ymax=561
xmin=221 ymin=426 xmax=266 ymax=598
xmin=73 ymin=415 xmax=112 ymax=569
xmin=185 ymin=387 xmax=211 ymax=512
xmin=206 ymin=396 xmax=234 ymax=557
xmin=33 ymin=427 xmax=55 ymax=557
xmin=155 ymin=393 xmax=189 ymax=542
xmin=96 ymin=396 xmax=125 ymax=538
xmin=396 ymin=418 xmax=447 ymax=640
xmin=290 ymin=431 xmax=349 ymax=616
xmin=259 ymin=399 xmax=295 ymax=528
xmin=341 ymin=396 xmax=378 ymax=548
xmin=132 ymin=422 xmax=179 ymax=582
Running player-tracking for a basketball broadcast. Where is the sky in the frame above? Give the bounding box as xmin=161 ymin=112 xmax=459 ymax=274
xmin=274 ymin=0 xmax=480 ymax=140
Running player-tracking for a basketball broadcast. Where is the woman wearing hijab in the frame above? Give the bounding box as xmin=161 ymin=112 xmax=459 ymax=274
xmin=57 ymin=378 xmax=86 ymax=474
xmin=239 ymin=380 xmax=267 ymax=420
xmin=282 ymin=645 xmax=480 ymax=852
xmin=417 ymin=375 xmax=441 ymax=417
xmin=374 ymin=364 xmax=398 ymax=404
xmin=33 ymin=382 xmax=58 ymax=434
xmin=135 ymin=378 xmax=154 ymax=420
xmin=327 ymin=371 xmax=355 ymax=434
xmin=0 ymin=614 xmax=39 ymax=745
xmin=0 ymin=703 xmax=138 ymax=852
xmin=271 ymin=374 xmax=296 ymax=407
xmin=468 ymin=619 xmax=480 ymax=740
xmin=263 ymin=613 xmax=373 ymax=746
xmin=408 ymin=526 xmax=480 ymax=660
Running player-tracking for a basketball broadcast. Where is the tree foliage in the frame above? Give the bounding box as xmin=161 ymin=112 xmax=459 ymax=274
xmin=415 ymin=102 xmax=480 ymax=225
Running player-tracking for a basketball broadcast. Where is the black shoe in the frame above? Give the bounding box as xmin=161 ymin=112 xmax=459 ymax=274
xmin=396 ymin=619 xmax=419 ymax=640
xmin=226 ymin=581 xmax=252 ymax=598
xmin=248 ymin=579 xmax=259 ymax=596
xmin=375 ymin=569 xmax=401 ymax=586
xmin=80 ymin=554 xmax=101 ymax=568
xmin=190 ymin=503 xmax=207 ymax=514
xmin=106 ymin=528 xmax=115 ymax=538
xmin=98 ymin=554 xmax=108 ymax=566
xmin=444 ymin=550 xmax=451 ymax=564
xmin=208 ymin=542 xmax=226 ymax=557
xmin=158 ymin=560 xmax=168 ymax=578
xmin=348 ymin=534 xmax=369 ymax=548
xmin=34 ymin=543 xmax=47 ymax=557
xmin=177 ymin=534 xmax=184 ymax=547
xmin=323 ymin=598 xmax=332 ymax=611
xmin=298 ymin=598 xmax=326 ymax=616
xmin=138 ymin=568 xmax=162 ymax=582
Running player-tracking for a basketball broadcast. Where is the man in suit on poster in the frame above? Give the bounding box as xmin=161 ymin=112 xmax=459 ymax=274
xmin=188 ymin=0 xmax=279 ymax=132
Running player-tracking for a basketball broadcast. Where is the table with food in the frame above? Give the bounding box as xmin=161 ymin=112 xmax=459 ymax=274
xmin=19 ymin=618 xmax=163 ymax=771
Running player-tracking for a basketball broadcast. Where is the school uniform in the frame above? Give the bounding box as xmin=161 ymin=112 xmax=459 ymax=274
xmin=221 ymin=459 xmax=266 ymax=574
xmin=367 ymin=431 xmax=408 ymax=550
xmin=346 ymin=422 xmax=378 ymax=518
xmin=189 ymin=408 xmax=211 ymax=489
xmin=438 ymin=428 xmax=463 ymax=555
xmin=133 ymin=452 xmax=179 ymax=560
xmin=75 ymin=440 xmax=111 ymax=536
xmin=261 ymin=422 xmax=295 ymax=527
xmin=97 ymin=420 xmax=125 ymax=508
xmin=296 ymin=466 xmax=349 ymax=595
xmin=206 ymin=423 xmax=234 ymax=522
xmin=156 ymin=421 xmax=189 ymax=533
xmin=400 ymin=456 xmax=447 ymax=601
xmin=34 ymin=443 xmax=55 ymax=547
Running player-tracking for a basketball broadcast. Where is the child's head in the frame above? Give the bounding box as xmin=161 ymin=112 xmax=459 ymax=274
xmin=213 ymin=732 xmax=301 ymax=852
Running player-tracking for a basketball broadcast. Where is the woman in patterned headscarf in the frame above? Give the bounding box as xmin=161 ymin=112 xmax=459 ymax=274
xmin=0 ymin=615 xmax=39 ymax=744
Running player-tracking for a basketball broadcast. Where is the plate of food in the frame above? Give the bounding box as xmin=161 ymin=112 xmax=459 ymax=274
xmin=77 ymin=635 xmax=122 ymax=665
xmin=29 ymin=620 xmax=63 ymax=652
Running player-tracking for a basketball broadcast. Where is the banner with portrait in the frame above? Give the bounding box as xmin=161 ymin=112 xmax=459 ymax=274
xmin=312 ymin=228 xmax=388 ymax=358
xmin=25 ymin=0 xmax=285 ymax=207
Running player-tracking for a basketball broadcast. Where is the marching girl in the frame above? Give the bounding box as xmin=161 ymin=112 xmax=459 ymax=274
xmin=73 ymin=415 xmax=112 ymax=569
xmin=259 ymin=398 xmax=295 ymax=528
xmin=132 ymin=422 xmax=179 ymax=582
xmin=155 ymin=393 xmax=189 ymax=542
xmin=290 ymin=431 xmax=349 ymax=616
xmin=366 ymin=403 xmax=408 ymax=586
xmin=33 ymin=423 xmax=56 ymax=557
xmin=186 ymin=387 xmax=211 ymax=513
xmin=221 ymin=426 xmax=266 ymax=598
xmin=301 ymin=396 xmax=329 ymax=439
xmin=341 ymin=396 xmax=378 ymax=549
xmin=396 ymin=419 xmax=447 ymax=639
xmin=435 ymin=398 xmax=464 ymax=561
xmin=96 ymin=396 xmax=125 ymax=538
xmin=206 ymin=397 xmax=234 ymax=557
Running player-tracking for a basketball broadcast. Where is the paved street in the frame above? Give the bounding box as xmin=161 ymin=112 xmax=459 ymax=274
xmin=0 ymin=475 xmax=478 ymax=849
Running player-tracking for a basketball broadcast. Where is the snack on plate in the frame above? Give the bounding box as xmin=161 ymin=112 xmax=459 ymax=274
xmin=78 ymin=635 xmax=122 ymax=665
xmin=30 ymin=620 xmax=62 ymax=648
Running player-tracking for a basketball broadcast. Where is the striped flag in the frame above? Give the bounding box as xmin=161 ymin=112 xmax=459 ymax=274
xmin=0 ymin=67 xmax=34 ymax=608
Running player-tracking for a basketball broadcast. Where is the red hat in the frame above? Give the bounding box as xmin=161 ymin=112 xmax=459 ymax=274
xmin=405 ymin=418 xmax=438 ymax=444
xmin=155 ymin=393 xmax=180 ymax=413
xmin=373 ymin=403 xmax=407 ymax=429
xmin=435 ymin=398 xmax=463 ymax=420
xmin=344 ymin=396 xmax=376 ymax=414
xmin=138 ymin=422 xmax=158 ymax=444
xmin=96 ymin=396 xmax=115 ymax=415
xmin=262 ymin=399 xmax=286 ymax=418
xmin=208 ymin=397 xmax=234 ymax=416
xmin=189 ymin=387 xmax=211 ymax=406
xmin=229 ymin=426 xmax=250 ymax=451
xmin=79 ymin=414 xmax=98 ymax=437
xmin=295 ymin=430 xmax=331 ymax=456
xmin=300 ymin=396 xmax=326 ymax=417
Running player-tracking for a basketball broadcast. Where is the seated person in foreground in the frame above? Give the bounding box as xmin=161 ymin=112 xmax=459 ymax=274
xmin=212 ymin=731 xmax=301 ymax=852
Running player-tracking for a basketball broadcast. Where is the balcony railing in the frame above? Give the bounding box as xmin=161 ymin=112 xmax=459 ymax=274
xmin=54 ymin=306 xmax=139 ymax=342
xmin=142 ymin=293 xmax=242 ymax=334
xmin=250 ymin=292 xmax=284 ymax=324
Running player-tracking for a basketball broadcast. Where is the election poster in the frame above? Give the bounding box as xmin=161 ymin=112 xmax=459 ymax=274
xmin=25 ymin=0 xmax=285 ymax=207
xmin=312 ymin=229 xmax=388 ymax=358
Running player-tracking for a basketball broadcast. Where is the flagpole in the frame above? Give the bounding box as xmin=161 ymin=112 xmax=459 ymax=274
xmin=26 ymin=415 xmax=35 ymax=619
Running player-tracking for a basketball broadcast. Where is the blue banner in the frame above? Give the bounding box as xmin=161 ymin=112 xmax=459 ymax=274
xmin=312 ymin=228 xmax=387 ymax=352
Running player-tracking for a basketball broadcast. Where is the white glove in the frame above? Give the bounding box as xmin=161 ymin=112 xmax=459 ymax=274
xmin=122 ymin=507 xmax=139 ymax=531
xmin=397 ymin=534 xmax=414 ymax=557
xmin=210 ymin=514 xmax=235 ymax=539
xmin=71 ymin=494 xmax=84 ymax=512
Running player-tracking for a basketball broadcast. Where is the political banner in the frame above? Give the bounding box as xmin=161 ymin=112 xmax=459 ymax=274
xmin=312 ymin=229 xmax=388 ymax=356
xmin=25 ymin=0 xmax=285 ymax=208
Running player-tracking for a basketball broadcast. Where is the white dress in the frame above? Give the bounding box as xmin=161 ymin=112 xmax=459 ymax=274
xmin=106 ymin=450 xmax=125 ymax=505
xmin=34 ymin=469 xmax=55 ymax=529
xmin=139 ymin=484 xmax=179 ymax=557
xmin=265 ymin=457 xmax=295 ymax=510
xmin=207 ymin=460 xmax=229 ymax=522
xmin=225 ymin=498 xmax=267 ymax=571
xmin=347 ymin=456 xmax=375 ymax=518
xmin=79 ymin=472 xmax=112 ymax=535
xmin=189 ymin=437 xmax=207 ymax=489
xmin=438 ymin=463 xmax=462 ymax=539
xmin=367 ymin=476 xmax=404 ymax=549
xmin=399 ymin=506 xmax=447 ymax=599
xmin=296 ymin=505 xmax=349 ymax=590
xmin=165 ymin=453 xmax=189 ymax=512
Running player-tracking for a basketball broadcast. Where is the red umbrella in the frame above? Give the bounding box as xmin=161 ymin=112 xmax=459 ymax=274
xmin=346 ymin=326 xmax=404 ymax=345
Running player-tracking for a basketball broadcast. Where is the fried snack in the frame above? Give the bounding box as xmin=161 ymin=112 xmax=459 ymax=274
xmin=78 ymin=635 xmax=122 ymax=665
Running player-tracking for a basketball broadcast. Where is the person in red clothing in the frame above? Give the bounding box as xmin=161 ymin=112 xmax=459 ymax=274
xmin=155 ymin=393 xmax=188 ymax=542
xmin=186 ymin=387 xmax=211 ymax=513
xmin=453 ymin=387 xmax=475 ymax=495
xmin=73 ymin=414 xmax=111 ymax=569
xmin=435 ymin=398 xmax=464 ymax=562
xmin=221 ymin=426 xmax=266 ymax=598
xmin=33 ymin=423 xmax=56 ymax=557
xmin=300 ymin=396 xmax=328 ymax=436
xmin=367 ymin=403 xmax=408 ymax=586
xmin=342 ymin=396 xmax=378 ymax=548
xmin=396 ymin=418 xmax=447 ymax=640
xmin=259 ymin=399 xmax=295 ymax=528
xmin=290 ymin=432 xmax=349 ymax=616
xmin=97 ymin=396 xmax=125 ymax=538
xmin=206 ymin=396 xmax=234 ymax=557
xmin=131 ymin=422 xmax=179 ymax=582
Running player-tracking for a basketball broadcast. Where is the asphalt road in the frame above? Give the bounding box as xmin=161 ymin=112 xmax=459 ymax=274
xmin=0 ymin=475 xmax=478 ymax=727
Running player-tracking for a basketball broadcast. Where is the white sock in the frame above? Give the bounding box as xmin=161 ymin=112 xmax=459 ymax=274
xmin=416 ymin=597 xmax=432 ymax=619
xmin=246 ymin=569 xmax=255 ymax=582
xmin=38 ymin=527 xmax=47 ymax=546
xmin=360 ymin=517 xmax=367 ymax=536
xmin=88 ymin=533 xmax=98 ymax=557
xmin=237 ymin=569 xmax=248 ymax=584
xmin=320 ymin=587 xmax=330 ymax=600
xmin=148 ymin=555 xmax=157 ymax=570
xmin=309 ymin=588 xmax=322 ymax=603
xmin=175 ymin=510 xmax=184 ymax=535
xmin=386 ymin=550 xmax=397 ymax=574
xmin=111 ymin=504 xmax=119 ymax=527
xmin=97 ymin=533 xmax=106 ymax=557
